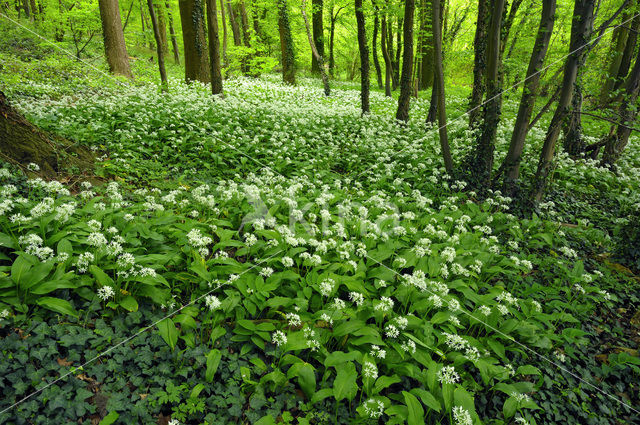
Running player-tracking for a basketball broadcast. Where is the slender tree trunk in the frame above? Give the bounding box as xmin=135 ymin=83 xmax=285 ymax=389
xmin=471 ymin=0 xmax=505 ymax=183
xmin=252 ymin=0 xmax=264 ymax=43
xmin=220 ymin=0 xmax=228 ymax=67
xmin=239 ymin=2 xmax=251 ymax=46
xmin=98 ymin=0 xmax=133 ymax=78
xmin=419 ymin=0 xmax=434 ymax=91
xmin=372 ymin=4 xmax=383 ymax=89
xmin=147 ymin=0 xmax=168 ymax=90
xmin=396 ymin=0 xmax=415 ymax=122
xmin=178 ymin=0 xmax=210 ymax=83
xmin=599 ymin=5 xmax=635 ymax=103
xmin=355 ymin=0 xmax=370 ymax=113
xmin=311 ymin=0 xmax=324 ymax=74
xmin=393 ymin=14 xmax=403 ymax=90
xmin=380 ymin=7 xmax=392 ymax=96
xmin=432 ymin=0 xmax=453 ymax=173
xmin=426 ymin=77 xmax=437 ymax=123
xmin=302 ymin=0 xmax=330 ymax=95
xmin=166 ymin=0 xmax=180 ymax=63
xmin=29 ymin=0 xmax=36 ymax=21
xmin=531 ymin=0 xmax=595 ymax=201
xmin=227 ymin=2 xmax=242 ymax=46
xmin=206 ymin=0 xmax=223 ymax=94
xmin=469 ymin=0 xmax=488 ymax=127
xmin=500 ymin=0 xmax=556 ymax=182
xmin=154 ymin=0 xmax=168 ymax=52
xmin=602 ymin=46 xmax=640 ymax=166
xmin=616 ymin=13 xmax=640 ymax=90
xmin=278 ymin=0 xmax=296 ymax=85
xmin=329 ymin=9 xmax=337 ymax=76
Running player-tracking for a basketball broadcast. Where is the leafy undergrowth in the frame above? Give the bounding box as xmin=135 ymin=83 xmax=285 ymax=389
xmin=1 ymin=36 xmax=640 ymax=425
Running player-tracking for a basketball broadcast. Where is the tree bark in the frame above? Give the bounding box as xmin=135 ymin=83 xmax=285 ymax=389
xmin=220 ymin=0 xmax=228 ymax=67
xmin=372 ymin=3 xmax=383 ymax=89
xmin=278 ymin=0 xmax=296 ymax=85
xmin=166 ymin=0 xmax=181 ymax=63
xmin=206 ymin=0 xmax=223 ymax=94
xmin=147 ymin=0 xmax=168 ymax=90
xmin=499 ymin=0 xmax=556 ymax=182
xmin=355 ymin=0 xmax=370 ymax=113
xmin=380 ymin=6 xmax=392 ymax=96
xmin=0 ymin=91 xmax=93 ymax=178
xmin=418 ymin=0 xmax=434 ymax=91
xmin=393 ymin=14 xmax=402 ymax=90
xmin=531 ymin=0 xmax=595 ymax=201
xmin=302 ymin=0 xmax=330 ymax=95
xmin=432 ymin=0 xmax=453 ymax=173
xmin=602 ymin=46 xmax=640 ymax=166
xmin=227 ymin=2 xmax=242 ymax=46
xmin=179 ymin=0 xmax=210 ymax=83
xmin=311 ymin=0 xmax=325 ymax=74
xmin=396 ymin=0 xmax=415 ymax=122
xmin=98 ymin=0 xmax=133 ymax=78
xmin=468 ymin=0 xmax=488 ymax=127
xmin=471 ymin=0 xmax=505 ymax=183
xmin=616 ymin=12 xmax=640 ymax=90
xmin=154 ymin=0 xmax=168 ymax=52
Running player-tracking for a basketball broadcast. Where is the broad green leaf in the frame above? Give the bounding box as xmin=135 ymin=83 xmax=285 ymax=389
xmin=403 ymin=391 xmax=425 ymax=425
xmin=119 ymin=295 xmax=138 ymax=312
xmin=288 ymin=362 xmax=316 ymax=399
xmin=98 ymin=411 xmax=119 ymax=425
xmin=30 ymin=279 xmax=76 ymax=295
xmin=11 ymin=256 xmax=31 ymax=286
xmin=410 ymin=388 xmax=441 ymax=413
xmin=90 ymin=265 xmax=114 ymax=287
xmin=206 ymin=349 xmax=222 ymax=382
xmin=35 ymin=297 xmax=78 ymax=317
xmin=157 ymin=318 xmax=178 ymax=350
xmin=333 ymin=361 xmax=358 ymax=402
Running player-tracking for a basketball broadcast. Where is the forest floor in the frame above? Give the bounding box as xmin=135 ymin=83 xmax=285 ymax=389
xmin=1 ymin=19 xmax=640 ymax=425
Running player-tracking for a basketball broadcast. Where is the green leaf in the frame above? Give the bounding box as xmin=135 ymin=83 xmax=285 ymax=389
xmin=374 ymin=375 xmax=401 ymax=394
xmin=98 ymin=411 xmax=119 ymax=425
xmin=410 ymin=388 xmax=440 ymax=413
xmin=454 ymin=386 xmax=476 ymax=417
xmin=90 ymin=265 xmax=114 ymax=287
xmin=35 ymin=297 xmax=78 ymax=317
xmin=22 ymin=261 xmax=54 ymax=290
xmin=503 ymin=396 xmax=518 ymax=419
xmin=255 ymin=415 xmax=276 ymax=425
xmin=119 ymin=295 xmax=138 ymax=312
xmin=30 ymin=279 xmax=76 ymax=295
xmin=11 ymin=255 xmax=31 ymax=286
xmin=403 ymin=391 xmax=425 ymax=425
xmin=157 ymin=318 xmax=178 ymax=350
xmin=206 ymin=349 xmax=222 ymax=382
xmin=288 ymin=362 xmax=316 ymax=399
xmin=333 ymin=361 xmax=358 ymax=402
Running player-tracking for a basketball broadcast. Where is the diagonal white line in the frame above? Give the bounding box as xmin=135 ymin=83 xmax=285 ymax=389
xmin=0 ymin=250 xmax=283 ymax=416
xmin=364 ymin=253 xmax=640 ymax=415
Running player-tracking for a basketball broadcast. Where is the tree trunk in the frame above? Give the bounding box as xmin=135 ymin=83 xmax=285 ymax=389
xmin=600 ymin=4 xmax=637 ymax=103
xmin=0 ymin=91 xmax=93 ymax=178
xmin=602 ymin=46 xmax=640 ymax=166
xmin=468 ymin=0 xmax=488 ymax=127
xmin=380 ymin=6 xmax=392 ymax=96
xmin=98 ymin=0 xmax=133 ymax=78
xmin=531 ymin=0 xmax=595 ymax=202
xmin=29 ymin=0 xmax=36 ymax=21
xmin=166 ymin=0 xmax=181 ymax=63
xmin=220 ymin=0 xmax=228 ymax=67
xmin=432 ymin=0 xmax=453 ymax=173
xmin=227 ymin=2 xmax=242 ymax=46
xmin=471 ymin=0 xmax=505 ymax=183
xmin=147 ymin=0 xmax=168 ymax=90
xmin=239 ymin=2 xmax=251 ymax=47
xmin=278 ymin=0 xmax=296 ymax=85
xmin=499 ymin=0 xmax=556 ymax=183
xmin=393 ymin=14 xmax=402 ymax=90
xmin=178 ymin=0 xmax=210 ymax=83
xmin=372 ymin=4 xmax=383 ymax=89
xmin=396 ymin=0 xmax=415 ymax=122
xmin=355 ymin=0 xmax=370 ymax=114
xmin=206 ymin=0 xmax=223 ymax=94
xmin=302 ymin=0 xmax=330 ymax=95
xmin=329 ymin=9 xmax=337 ymax=76
xmin=615 ymin=12 xmax=640 ymax=90
xmin=311 ymin=0 xmax=324 ymax=74
xmin=154 ymin=0 xmax=168 ymax=52
xmin=419 ymin=0 xmax=434 ymax=91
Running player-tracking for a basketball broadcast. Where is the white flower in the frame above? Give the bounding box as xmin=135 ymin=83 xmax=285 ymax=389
xmin=448 ymin=298 xmax=461 ymax=312
xmin=374 ymin=296 xmax=394 ymax=312
xmin=362 ymin=361 xmax=378 ymax=379
xmin=204 ymin=295 xmax=221 ymax=310
xmin=97 ymin=286 xmax=115 ymax=301
xmin=478 ymin=305 xmax=491 ymax=316
xmin=272 ymin=330 xmax=287 ymax=347
xmin=281 ymin=256 xmax=294 ymax=267
xmin=319 ymin=278 xmax=334 ymax=297
xmin=260 ymin=267 xmax=274 ymax=278
xmin=286 ymin=312 xmax=301 ymax=327
xmin=437 ymin=365 xmax=460 ymax=384
xmin=349 ymin=291 xmax=364 ymax=306
xmin=27 ymin=162 xmax=40 ymax=171
xmin=370 ymin=345 xmax=386 ymax=359
xmin=87 ymin=232 xmax=108 ymax=247
xmin=400 ymin=339 xmax=416 ymax=354
xmin=333 ymin=298 xmax=346 ymax=310
xmin=452 ymin=406 xmax=472 ymax=425
xmin=362 ymin=398 xmax=384 ymax=419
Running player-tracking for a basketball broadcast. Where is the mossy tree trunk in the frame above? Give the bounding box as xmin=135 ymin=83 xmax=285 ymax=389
xmin=206 ymin=0 xmax=223 ymax=94
xmin=0 ymin=92 xmax=93 ymax=178
xmin=379 ymin=1 xmax=392 ymax=97
xmin=395 ymin=0 xmax=415 ymax=122
xmin=98 ymin=0 xmax=133 ymax=78
xmin=432 ymin=0 xmax=453 ymax=173
xmin=355 ymin=0 xmax=370 ymax=114
xmin=311 ymin=0 xmax=325 ymax=74
xmin=468 ymin=0 xmax=488 ymax=127
xmin=278 ymin=0 xmax=296 ymax=85
xmin=179 ymin=0 xmax=210 ymax=83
